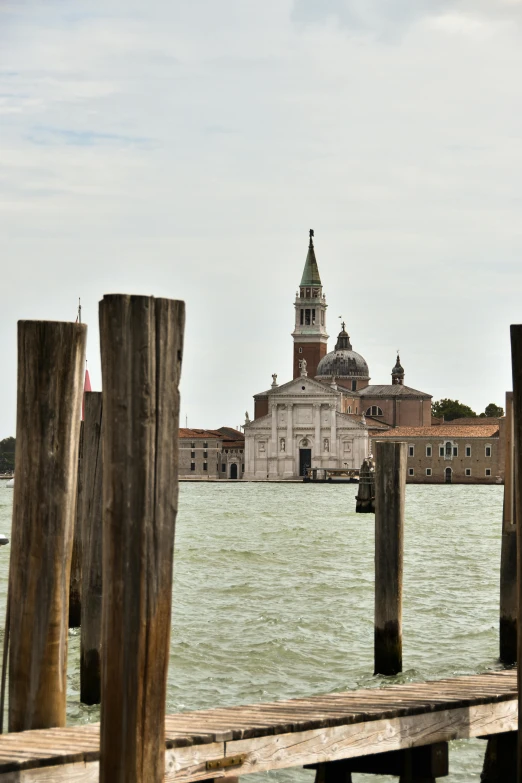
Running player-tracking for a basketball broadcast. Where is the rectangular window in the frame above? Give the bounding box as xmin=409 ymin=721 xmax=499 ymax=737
xmin=191 ymin=451 xmax=195 ymax=458
xmin=465 ymin=446 xmax=471 ymax=457
xmin=191 ymin=442 xmax=195 ymax=448
xmin=426 ymin=446 xmax=432 ymax=457
xmin=408 ymin=468 xmax=414 ymax=476
xmin=299 ymin=347 xmax=302 ymax=353
xmin=203 ymin=442 xmax=208 ymax=448
xmin=439 ymin=446 xmax=444 ymax=457
xmin=312 ymin=309 xmax=316 ymax=324
xmin=221 ymin=464 xmax=226 ymax=472
xmin=190 ymin=462 xmax=195 ymax=471
xmin=408 ymin=445 xmax=414 ymax=457
xmin=485 ymin=468 xmax=491 ymax=476
xmin=453 ymin=446 xmax=458 ymax=457
xmin=203 ymin=451 xmax=208 ymax=458
xmin=426 ymin=468 xmax=432 ymax=476
xmin=305 ymin=309 xmax=311 ymax=325
xmin=465 ymin=468 xmax=471 ymax=476
xmin=485 ymin=446 xmax=491 ymax=457
xmin=306 ymin=288 xmax=310 ymax=297
xmin=300 ymin=309 xmax=304 ymax=325
xmin=203 ymin=462 xmax=207 ymax=471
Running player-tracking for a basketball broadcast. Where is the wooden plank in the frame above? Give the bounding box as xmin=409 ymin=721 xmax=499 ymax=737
xmin=99 ymin=295 xmax=185 ymax=783
xmin=225 ymin=698 xmax=517 ymax=778
xmin=80 ymin=392 xmax=103 ymax=705
xmin=8 ymin=320 xmax=87 ymax=732
xmin=374 ymin=440 xmax=406 ymax=676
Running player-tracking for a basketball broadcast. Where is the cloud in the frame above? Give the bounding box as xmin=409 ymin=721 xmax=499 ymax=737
xmin=25 ymin=126 xmax=153 ymax=148
xmin=291 ymin=0 xmax=522 ymax=37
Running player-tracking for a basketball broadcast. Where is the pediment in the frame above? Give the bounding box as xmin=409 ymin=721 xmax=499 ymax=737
xmin=267 ymin=377 xmax=339 ymax=397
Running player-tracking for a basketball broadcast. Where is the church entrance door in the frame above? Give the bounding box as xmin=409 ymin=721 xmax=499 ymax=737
xmin=230 ymin=463 xmax=238 ymax=480
xmin=299 ymin=448 xmax=312 ymax=477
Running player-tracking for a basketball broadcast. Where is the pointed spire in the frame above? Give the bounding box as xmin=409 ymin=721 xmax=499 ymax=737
xmin=300 ymin=229 xmax=322 ymax=287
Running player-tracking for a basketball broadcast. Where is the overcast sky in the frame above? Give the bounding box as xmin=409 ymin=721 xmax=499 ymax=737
xmin=1 ymin=0 xmax=521 ymax=438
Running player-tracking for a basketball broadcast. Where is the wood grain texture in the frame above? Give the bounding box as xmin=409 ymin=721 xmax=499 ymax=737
xmin=511 ymin=325 xmax=522 ymax=782
xmin=8 ymin=321 xmax=87 ymax=732
xmin=374 ymin=440 xmax=407 ymax=676
xmin=99 ymin=295 xmax=185 ymax=783
xmin=69 ymin=421 xmax=84 ymax=628
xmin=80 ymin=393 xmax=103 ymax=705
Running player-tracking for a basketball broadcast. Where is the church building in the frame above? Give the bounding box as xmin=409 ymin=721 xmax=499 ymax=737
xmin=243 ymin=231 xmax=432 ymax=480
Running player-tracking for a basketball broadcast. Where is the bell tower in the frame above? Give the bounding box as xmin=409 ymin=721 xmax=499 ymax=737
xmin=292 ymin=230 xmax=329 ymax=378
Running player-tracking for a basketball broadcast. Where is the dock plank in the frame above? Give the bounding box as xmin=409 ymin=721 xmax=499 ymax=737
xmin=0 ymin=671 xmax=516 ymax=782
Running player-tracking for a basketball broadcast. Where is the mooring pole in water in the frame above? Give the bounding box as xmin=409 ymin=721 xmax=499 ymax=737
xmin=8 ymin=320 xmax=86 ymax=732
xmin=69 ymin=421 xmax=84 ymax=628
xmin=510 ymin=325 xmax=522 ymax=783
xmin=80 ymin=392 xmax=103 ymax=705
xmin=374 ymin=440 xmax=406 ymax=676
xmin=500 ymin=391 xmax=517 ymax=664
xmin=99 ymin=295 xmax=184 ymax=783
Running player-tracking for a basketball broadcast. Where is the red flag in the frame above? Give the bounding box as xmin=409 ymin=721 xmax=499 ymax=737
xmin=82 ymin=368 xmax=92 ymax=420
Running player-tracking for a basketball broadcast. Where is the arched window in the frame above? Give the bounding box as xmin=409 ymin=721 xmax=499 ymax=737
xmin=445 ymin=441 xmax=452 ymax=457
xmin=366 ymin=406 xmax=383 ymax=417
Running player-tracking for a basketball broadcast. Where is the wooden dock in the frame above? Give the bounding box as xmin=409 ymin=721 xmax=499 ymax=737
xmin=0 ymin=670 xmax=516 ymax=781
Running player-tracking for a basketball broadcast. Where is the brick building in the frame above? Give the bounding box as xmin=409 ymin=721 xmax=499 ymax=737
xmin=371 ymin=423 xmax=504 ymax=484
xmin=179 ymin=428 xmax=244 ymax=480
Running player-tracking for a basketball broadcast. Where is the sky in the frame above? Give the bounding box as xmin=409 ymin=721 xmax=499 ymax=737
xmin=1 ymin=0 xmax=522 ymax=438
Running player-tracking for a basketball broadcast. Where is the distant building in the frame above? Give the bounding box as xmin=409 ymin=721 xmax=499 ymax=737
xmin=371 ymin=423 xmax=504 ymax=484
xmin=243 ymin=230 xmax=506 ymax=483
xmin=179 ymin=428 xmax=244 ymax=480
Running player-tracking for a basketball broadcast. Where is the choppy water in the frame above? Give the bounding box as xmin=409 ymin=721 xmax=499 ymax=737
xmin=0 ymin=482 xmax=505 ymax=782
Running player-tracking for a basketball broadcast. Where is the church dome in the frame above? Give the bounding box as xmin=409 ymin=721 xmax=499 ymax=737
xmin=315 ymin=324 xmax=369 ymax=380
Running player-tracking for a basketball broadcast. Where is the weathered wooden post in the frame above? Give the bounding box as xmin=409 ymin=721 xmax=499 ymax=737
xmin=374 ymin=440 xmax=406 ymax=676
xmin=69 ymin=421 xmax=84 ymax=628
xmin=500 ymin=391 xmax=516 ymax=664
xmin=80 ymin=391 xmax=103 ymax=705
xmin=99 ymin=295 xmax=184 ymax=783
xmin=510 ymin=325 xmax=522 ymax=783
xmin=8 ymin=320 xmax=86 ymax=731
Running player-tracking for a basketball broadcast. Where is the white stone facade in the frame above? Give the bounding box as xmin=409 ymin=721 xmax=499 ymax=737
xmin=244 ymin=376 xmax=369 ymax=480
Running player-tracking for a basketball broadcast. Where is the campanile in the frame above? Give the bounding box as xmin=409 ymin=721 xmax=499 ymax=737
xmin=292 ymin=230 xmax=329 ymax=378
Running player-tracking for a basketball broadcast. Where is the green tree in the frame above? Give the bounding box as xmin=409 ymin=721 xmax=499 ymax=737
xmin=0 ymin=437 xmax=15 ymax=473
xmin=482 ymin=403 xmax=504 ymax=418
xmin=431 ymin=399 xmax=477 ymax=421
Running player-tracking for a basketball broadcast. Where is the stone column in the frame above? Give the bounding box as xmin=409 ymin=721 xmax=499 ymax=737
xmin=271 ymin=403 xmax=277 ymax=457
xmin=314 ymin=404 xmax=321 ymax=464
xmin=286 ymin=404 xmax=293 ymax=457
xmin=330 ymin=404 xmax=337 ymax=458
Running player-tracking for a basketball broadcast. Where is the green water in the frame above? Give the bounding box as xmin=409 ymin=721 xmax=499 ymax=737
xmin=0 ymin=483 xmax=506 ymax=782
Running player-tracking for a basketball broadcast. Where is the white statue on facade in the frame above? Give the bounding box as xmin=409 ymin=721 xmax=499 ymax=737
xmin=271 ymin=373 xmax=278 ymax=387
xmin=300 ymin=358 xmax=308 ymax=377
xmin=244 ymin=411 xmax=250 ymax=425
xmin=280 ymin=438 xmax=285 ymax=452
xmin=323 ymin=438 xmax=329 ymax=452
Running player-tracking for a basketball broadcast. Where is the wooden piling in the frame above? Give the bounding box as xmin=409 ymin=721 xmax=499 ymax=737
xmin=69 ymin=421 xmax=84 ymax=628
xmin=500 ymin=391 xmax=517 ymax=664
xmin=510 ymin=324 xmax=522 ymax=783
xmin=374 ymin=440 xmax=406 ymax=676
xmin=8 ymin=320 xmax=86 ymax=732
xmin=99 ymin=295 xmax=184 ymax=783
xmin=80 ymin=392 xmax=103 ymax=705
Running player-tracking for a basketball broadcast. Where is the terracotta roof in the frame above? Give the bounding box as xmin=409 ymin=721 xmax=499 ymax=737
xmin=217 ymin=427 xmax=244 ymax=440
xmin=359 ymin=384 xmax=431 ymax=399
xmin=371 ymin=425 xmax=499 ymax=438
xmin=449 ymin=417 xmax=502 ymax=425
xmin=179 ymin=429 xmax=224 ymax=439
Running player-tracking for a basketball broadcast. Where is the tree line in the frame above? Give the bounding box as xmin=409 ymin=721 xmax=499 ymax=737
xmin=431 ymin=400 xmax=504 ymax=422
